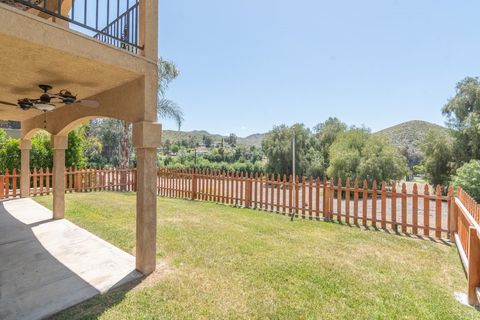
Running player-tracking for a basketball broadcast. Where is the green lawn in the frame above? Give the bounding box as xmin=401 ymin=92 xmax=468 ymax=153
xmin=34 ymin=192 xmax=478 ymax=319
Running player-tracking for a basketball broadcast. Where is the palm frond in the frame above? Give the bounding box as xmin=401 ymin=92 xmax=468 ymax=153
xmin=158 ymin=58 xmax=180 ymax=97
xmin=158 ymin=98 xmax=184 ymax=130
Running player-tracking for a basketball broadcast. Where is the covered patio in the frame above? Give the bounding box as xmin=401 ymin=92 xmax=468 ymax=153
xmin=0 ymin=198 xmax=141 ymax=319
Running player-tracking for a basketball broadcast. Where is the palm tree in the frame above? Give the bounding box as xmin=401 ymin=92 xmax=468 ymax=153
xmin=158 ymin=57 xmax=184 ymax=130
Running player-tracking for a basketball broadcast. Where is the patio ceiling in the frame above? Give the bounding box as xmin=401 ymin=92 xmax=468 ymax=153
xmin=0 ymin=33 xmax=141 ymax=121
xmin=0 ymin=3 xmax=150 ymax=122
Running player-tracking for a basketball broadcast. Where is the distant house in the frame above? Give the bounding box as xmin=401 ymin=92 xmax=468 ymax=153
xmin=195 ymin=146 xmax=209 ymax=155
xmin=0 ymin=120 xmax=20 ymax=138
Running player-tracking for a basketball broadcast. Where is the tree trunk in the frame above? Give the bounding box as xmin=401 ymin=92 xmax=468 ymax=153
xmin=120 ymin=120 xmax=131 ymax=191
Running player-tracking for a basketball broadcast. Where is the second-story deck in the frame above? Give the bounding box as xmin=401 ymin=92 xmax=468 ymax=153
xmin=1 ymin=0 xmax=141 ymax=53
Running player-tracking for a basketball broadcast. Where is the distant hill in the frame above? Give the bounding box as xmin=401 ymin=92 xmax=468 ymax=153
xmin=162 ymin=130 xmax=266 ymax=147
xmin=238 ymin=133 xmax=266 ymax=147
xmin=374 ymin=120 xmax=450 ymax=166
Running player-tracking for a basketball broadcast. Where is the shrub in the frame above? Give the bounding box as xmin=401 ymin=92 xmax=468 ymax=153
xmin=453 ymin=160 xmax=480 ymax=202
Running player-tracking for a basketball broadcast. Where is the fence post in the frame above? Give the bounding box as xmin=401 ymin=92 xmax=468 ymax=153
xmin=323 ymin=177 xmax=328 ymax=220
xmin=468 ymin=226 xmax=480 ymax=305
xmin=245 ymin=173 xmax=252 ymax=208
xmin=0 ymin=173 xmax=4 ymax=199
xmin=447 ymin=186 xmax=454 ymax=239
xmin=450 ymin=190 xmax=458 ymax=242
xmin=191 ymin=169 xmax=197 ymax=200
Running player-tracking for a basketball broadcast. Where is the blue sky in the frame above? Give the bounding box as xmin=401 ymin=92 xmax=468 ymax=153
xmin=159 ymin=0 xmax=480 ymax=136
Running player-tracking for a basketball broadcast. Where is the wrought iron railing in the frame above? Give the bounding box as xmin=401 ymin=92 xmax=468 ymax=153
xmin=93 ymin=2 xmax=139 ymax=54
xmin=7 ymin=0 xmax=142 ymax=52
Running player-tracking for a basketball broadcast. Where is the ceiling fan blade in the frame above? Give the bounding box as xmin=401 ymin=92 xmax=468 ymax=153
xmin=75 ymin=100 xmax=100 ymax=108
xmin=0 ymin=100 xmax=18 ymax=107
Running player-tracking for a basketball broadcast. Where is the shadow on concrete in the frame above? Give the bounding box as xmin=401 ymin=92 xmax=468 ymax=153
xmin=0 ymin=198 xmax=141 ymax=320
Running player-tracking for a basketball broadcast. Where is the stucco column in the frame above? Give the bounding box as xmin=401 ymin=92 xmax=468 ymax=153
xmin=20 ymin=139 xmax=32 ymax=198
xmin=52 ymin=135 xmax=68 ymax=220
xmin=133 ymin=121 xmax=162 ymax=275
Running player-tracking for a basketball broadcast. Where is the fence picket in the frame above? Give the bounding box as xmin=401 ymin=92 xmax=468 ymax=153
xmin=281 ymin=175 xmax=286 ymax=214
xmin=276 ymin=175 xmax=281 ymax=212
xmin=424 ymin=185 xmax=430 ymax=237
xmin=337 ymin=178 xmax=342 ymax=222
xmin=436 ymin=185 xmax=442 ymax=238
xmin=301 ymin=176 xmax=306 ymax=218
xmin=372 ymin=180 xmax=377 ymax=228
xmin=288 ymin=175 xmax=293 ymax=215
xmin=401 ymin=183 xmax=407 ymax=233
xmin=391 ymin=184 xmax=397 ymax=232
xmin=271 ymin=174 xmax=275 ymax=212
xmin=0 ymin=173 xmax=4 ymax=199
xmin=447 ymin=185 xmax=454 ymax=237
xmin=12 ymin=168 xmax=17 ymax=197
xmin=345 ymin=178 xmax=351 ymax=224
xmin=381 ymin=181 xmax=386 ymax=229
xmin=295 ymin=176 xmax=300 ymax=217
xmin=315 ymin=177 xmax=320 ymax=219
xmin=412 ymin=184 xmax=418 ymax=235
xmin=362 ymin=180 xmax=368 ymax=226
xmin=353 ymin=179 xmax=359 ymax=225
xmin=32 ymin=168 xmax=37 ymax=196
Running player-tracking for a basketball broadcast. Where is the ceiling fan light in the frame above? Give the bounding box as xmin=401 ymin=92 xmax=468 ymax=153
xmin=18 ymin=100 xmax=33 ymax=110
xmin=34 ymin=103 xmax=56 ymax=112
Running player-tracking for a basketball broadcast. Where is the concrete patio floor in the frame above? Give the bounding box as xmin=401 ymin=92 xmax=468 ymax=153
xmin=0 ymin=198 xmax=142 ymax=320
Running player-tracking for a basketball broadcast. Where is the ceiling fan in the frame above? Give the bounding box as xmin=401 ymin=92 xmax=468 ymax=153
xmin=0 ymin=84 xmax=99 ymax=112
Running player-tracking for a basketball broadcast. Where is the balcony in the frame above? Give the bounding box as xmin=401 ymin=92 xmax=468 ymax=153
xmin=2 ymin=0 xmax=141 ymax=53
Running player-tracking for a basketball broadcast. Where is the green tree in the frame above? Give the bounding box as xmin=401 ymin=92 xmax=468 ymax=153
xmin=66 ymin=130 xmax=86 ymax=168
xmin=262 ymin=124 xmax=311 ymax=176
xmin=305 ymin=147 xmax=325 ymax=178
xmin=30 ymin=131 xmax=52 ymax=169
xmin=442 ymin=77 xmax=480 ymax=162
xmin=453 ymin=160 xmax=480 ymax=202
xmin=327 ymin=128 xmax=369 ymax=180
xmin=89 ymin=119 xmax=122 ymax=165
xmin=171 ymin=144 xmax=180 ymax=154
xmin=225 ymin=133 xmax=238 ymax=147
xmin=203 ymin=135 xmax=214 ymax=148
xmin=0 ymin=131 xmax=20 ymax=173
xmin=313 ymin=117 xmax=347 ymax=166
xmin=357 ymin=136 xmax=409 ymax=183
xmin=420 ymin=129 xmax=454 ymax=187
xmin=327 ymin=129 xmax=408 ymax=183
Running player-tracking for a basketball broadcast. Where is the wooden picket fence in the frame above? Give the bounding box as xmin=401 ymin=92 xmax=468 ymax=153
xmin=155 ymin=169 xmax=454 ymax=239
xmin=0 ymin=169 xmax=19 ymax=199
xmin=452 ymin=188 xmax=480 ymax=305
xmin=0 ymin=167 xmax=464 ymax=241
xmin=0 ymin=167 xmax=137 ymax=199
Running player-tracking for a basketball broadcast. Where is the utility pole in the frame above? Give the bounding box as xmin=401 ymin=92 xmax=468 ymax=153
xmin=291 ymin=131 xmax=296 ymax=221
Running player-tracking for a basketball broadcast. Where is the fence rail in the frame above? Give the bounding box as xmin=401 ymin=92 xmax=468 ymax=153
xmin=452 ymin=188 xmax=480 ymax=305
